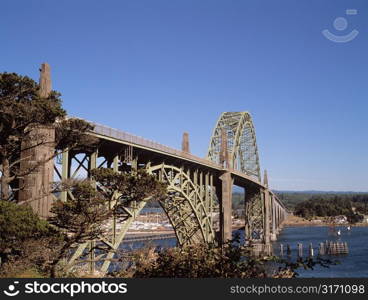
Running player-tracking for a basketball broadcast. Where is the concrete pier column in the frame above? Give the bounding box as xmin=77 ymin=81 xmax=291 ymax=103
xmin=60 ymin=149 xmax=69 ymax=202
xmin=217 ymin=126 xmax=232 ymax=244
xmin=275 ymin=203 xmax=279 ymax=234
xmin=270 ymin=195 xmax=277 ymax=241
xmin=262 ymin=170 xmax=272 ymax=244
xmin=244 ymin=187 xmax=250 ymax=243
xmin=219 ymin=171 xmax=233 ymax=244
xmin=263 ymin=189 xmax=271 ymax=245
xmin=277 ymin=205 xmax=280 ymax=233
xmin=274 ymin=204 xmax=278 ymax=234
xmin=181 ymin=132 xmax=190 ymax=153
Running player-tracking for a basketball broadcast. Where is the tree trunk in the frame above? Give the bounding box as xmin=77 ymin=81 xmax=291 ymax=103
xmin=1 ymin=158 xmax=10 ymax=201
xmin=50 ymin=242 xmax=70 ymax=278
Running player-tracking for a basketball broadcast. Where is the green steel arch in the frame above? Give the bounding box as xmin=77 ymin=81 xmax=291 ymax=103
xmin=147 ymin=163 xmax=215 ymax=246
xmin=65 ymin=155 xmax=215 ymax=274
xmin=207 ymin=112 xmax=261 ymax=181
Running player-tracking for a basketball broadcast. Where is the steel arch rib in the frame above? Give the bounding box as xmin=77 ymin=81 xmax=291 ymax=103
xmin=232 ymin=112 xmax=261 ymax=181
xmin=147 ymin=163 xmax=215 ymax=245
xmin=207 ymin=112 xmax=226 ymax=163
xmin=207 ymin=112 xmax=261 ymax=181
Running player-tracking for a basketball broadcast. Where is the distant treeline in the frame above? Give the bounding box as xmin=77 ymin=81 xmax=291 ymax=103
xmin=293 ymin=194 xmax=368 ymax=220
xmin=145 ymin=192 xmax=368 ymax=219
xmin=275 ymin=192 xmax=368 ymax=212
xmin=232 ymin=191 xmax=365 ymax=211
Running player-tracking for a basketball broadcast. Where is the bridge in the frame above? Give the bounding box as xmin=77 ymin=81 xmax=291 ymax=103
xmin=17 ymin=64 xmax=288 ymax=274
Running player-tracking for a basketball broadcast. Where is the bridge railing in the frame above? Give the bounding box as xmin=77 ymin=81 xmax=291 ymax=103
xmin=77 ymin=119 xmax=221 ymax=169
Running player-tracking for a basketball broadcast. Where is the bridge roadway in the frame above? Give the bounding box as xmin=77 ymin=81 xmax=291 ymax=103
xmin=89 ymin=120 xmax=286 ymax=207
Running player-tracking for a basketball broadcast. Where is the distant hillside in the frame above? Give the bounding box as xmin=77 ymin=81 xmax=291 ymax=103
xmin=293 ymin=194 xmax=368 ymax=223
xmin=232 ymin=191 xmax=368 ymax=212
xmin=275 ymin=190 xmax=368 ymax=195
xmin=274 ymin=191 xmax=368 ymax=211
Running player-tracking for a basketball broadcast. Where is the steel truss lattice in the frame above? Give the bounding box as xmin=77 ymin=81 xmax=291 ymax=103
xmin=56 ymin=148 xmax=216 ymax=274
xmin=207 ymin=112 xmax=261 ymax=181
xmin=147 ymin=164 xmax=215 ymax=246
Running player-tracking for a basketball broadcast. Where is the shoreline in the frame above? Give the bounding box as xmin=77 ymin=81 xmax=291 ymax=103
xmin=282 ymin=215 xmax=368 ymax=227
xmin=126 ymin=225 xmax=245 ymax=236
xmin=282 ymin=223 xmax=368 ymax=227
xmin=284 ymin=222 xmax=368 ymax=227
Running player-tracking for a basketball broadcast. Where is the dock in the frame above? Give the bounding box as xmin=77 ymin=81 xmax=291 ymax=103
xmin=279 ymin=241 xmax=349 ymax=257
xmin=318 ymin=241 xmax=349 ymax=255
xmin=123 ymin=232 xmax=177 ymax=243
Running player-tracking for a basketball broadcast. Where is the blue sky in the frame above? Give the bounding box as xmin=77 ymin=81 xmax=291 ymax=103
xmin=1 ymin=0 xmax=367 ymax=191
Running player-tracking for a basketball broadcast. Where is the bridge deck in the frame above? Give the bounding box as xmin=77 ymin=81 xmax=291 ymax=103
xmin=74 ymin=118 xmax=285 ymax=208
xmin=90 ymin=121 xmax=222 ymax=170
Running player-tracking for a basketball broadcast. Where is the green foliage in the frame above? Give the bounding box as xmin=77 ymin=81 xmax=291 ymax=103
xmin=0 ymin=73 xmax=65 ymax=133
xmin=91 ymin=168 xmax=167 ymax=209
xmin=0 ymin=72 xmax=93 ymax=201
xmin=0 ymin=72 xmax=65 ymax=158
xmin=346 ymin=212 xmax=364 ymax=223
xmin=275 ymin=192 xmax=317 ymax=210
xmin=129 ymin=243 xmax=270 ymax=278
xmin=293 ymin=195 xmax=366 ymax=223
xmin=47 ymin=179 xmax=113 ymax=277
xmin=295 ymin=197 xmax=351 ymax=218
xmin=0 ymin=200 xmax=55 ymax=262
xmin=276 ymin=191 xmax=368 ymax=212
xmin=49 ymin=180 xmax=111 ymax=240
xmin=55 ymin=118 xmax=97 ymax=151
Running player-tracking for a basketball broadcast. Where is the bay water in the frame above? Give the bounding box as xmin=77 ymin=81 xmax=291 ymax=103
xmin=273 ymin=226 xmax=368 ymax=277
xmin=119 ymin=226 xmax=368 ymax=277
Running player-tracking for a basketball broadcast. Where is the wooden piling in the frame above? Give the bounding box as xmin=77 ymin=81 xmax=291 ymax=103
xmin=297 ymin=243 xmax=303 ymax=257
xmin=309 ymin=243 xmax=314 ymax=257
xmin=317 ymin=241 xmax=349 ymax=255
xmin=280 ymin=244 xmax=284 ymax=256
xmin=318 ymin=242 xmax=325 ymax=255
